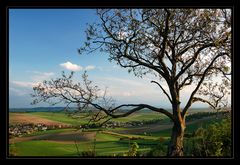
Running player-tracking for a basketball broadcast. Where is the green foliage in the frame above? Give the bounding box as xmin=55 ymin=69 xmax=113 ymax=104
xmin=185 ymin=116 xmax=225 ymax=134
xmin=185 ymin=111 xmax=228 ymax=122
xmin=185 ymin=117 xmax=231 ymax=157
xmin=9 ymin=144 xmax=17 ymax=156
xmin=147 ymin=143 xmax=167 ymax=156
xmin=81 ymin=150 xmax=95 ymax=157
xmin=223 ymin=66 xmax=229 ymax=72
xmin=146 ymin=137 xmax=167 ymax=156
xmin=127 ymin=142 xmax=139 ymax=156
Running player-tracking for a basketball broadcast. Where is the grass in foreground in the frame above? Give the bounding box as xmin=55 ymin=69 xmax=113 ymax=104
xmin=9 ymin=110 xmax=229 ymax=157
xmin=10 ymin=131 xmax=158 ymax=156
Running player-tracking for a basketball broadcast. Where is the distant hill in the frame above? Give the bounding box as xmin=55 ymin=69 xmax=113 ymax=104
xmin=9 ymin=107 xmax=76 ymax=112
xmin=9 ymin=106 xmax=213 ymax=113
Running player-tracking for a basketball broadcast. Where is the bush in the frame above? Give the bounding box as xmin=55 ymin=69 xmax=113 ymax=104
xmin=81 ymin=150 xmax=95 ymax=157
xmin=9 ymin=144 xmax=17 ymax=156
xmin=185 ymin=117 xmax=231 ymax=157
xmin=184 ymin=132 xmax=194 ymax=138
xmin=128 ymin=142 xmax=139 ymax=156
xmin=147 ymin=143 xmax=167 ymax=156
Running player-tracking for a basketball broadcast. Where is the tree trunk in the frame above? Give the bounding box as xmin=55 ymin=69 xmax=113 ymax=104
xmin=167 ymin=85 xmax=185 ymax=156
xmin=167 ymin=120 xmax=185 ymax=156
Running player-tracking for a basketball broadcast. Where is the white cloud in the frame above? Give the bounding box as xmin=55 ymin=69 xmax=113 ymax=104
xmin=96 ymin=66 xmax=115 ymax=72
xmin=31 ymin=71 xmax=55 ymax=82
xmin=9 ymin=87 xmax=28 ymax=96
xmin=60 ymin=61 xmax=83 ymax=71
xmin=122 ymin=91 xmax=135 ymax=97
xmin=112 ymin=65 xmax=122 ymax=70
xmin=94 ymin=76 xmax=203 ymax=107
xmin=11 ymin=81 xmax=39 ymax=88
xmin=9 ymin=71 xmax=55 ymax=98
xmin=95 ymin=77 xmax=164 ymax=102
xmin=102 ymin=77 xmax=145 ymax=87
xmin=97 ymin=66 xmax=104 ymax=71
xmin=28 ymin=71 xmax=54 ymax=76
xmin=94 ymin=65 xmax=122 ymax=72
xmin=85 ymin=65 xmax=95 ymax=71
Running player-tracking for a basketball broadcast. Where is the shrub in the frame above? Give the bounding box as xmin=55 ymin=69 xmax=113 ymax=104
xmin=185 ymin=117 xmax=231 ymax=157
xmin=9 ymin=144 xmax=17 ymax=156
xmin=81 ymin=150 xmax=95 ymax=157
xmin=127 ymin=142 xmax=139 ymax=156
xmin=147 ymin=143 xmax=167 ymax=156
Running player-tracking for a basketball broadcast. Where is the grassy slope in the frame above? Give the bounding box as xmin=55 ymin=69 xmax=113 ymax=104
xmin=185 ymin=117 xmax=224 ymax=133
xmin=12 ymin=111 xmax=168 ymax=125
xmin=14 ymin=119 xmax=217 ymax=157
xmin=12 ymin=109 xmax=213 ymax=126
xmin=149 ymin=116 xmax=225 ymax=137
xmin=11 ymin=141 xmax=79 ymax=156
xmin=111 ymin=112 xmax=165 ymax=122
xmin=10 ymin=131 xmax=158 ymax=156
xmin=23 ymin=112 xmax=87 ymax=126
xmin=21 ymin=128 xmax=76 ymax=137
xmin=9 ymin=109 xmax=226 ymax=157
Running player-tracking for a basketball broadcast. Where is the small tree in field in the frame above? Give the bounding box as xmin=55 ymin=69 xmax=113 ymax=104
xmin=32 ymin=9 xmax=231 ymax=156
xmin=127 ymin=142 xmax=139 ymax=156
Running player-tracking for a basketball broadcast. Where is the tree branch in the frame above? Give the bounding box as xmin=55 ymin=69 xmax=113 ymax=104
xmin=182 ymin=52 xmax=229 ymax=116
xmin=178 ymin=75 xmax=193 ymax=90
xmin=121 ymin=45 xmax=169 ymax=80
xmin=175 ymin=42 xmax=216 ymax=81
xmin=192 ymin=97 xmax=215 ymax=109
xmin=151 ymin=80 xmax=172 ymax=103
xmin=98 ymin=104 xmax=174 ymax=122
xmin=156 ymin=9 xmax=171 ymax=78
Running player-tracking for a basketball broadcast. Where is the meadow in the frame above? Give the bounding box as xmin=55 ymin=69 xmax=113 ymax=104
xmin=9 ymin=108 xmax=229 ymax=157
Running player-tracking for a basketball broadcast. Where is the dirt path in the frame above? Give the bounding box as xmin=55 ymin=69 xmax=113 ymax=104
xmin=115 ymin=116 xmax=215 ymax=134
xmin=9 ymin=130 xmax=96 ymax=144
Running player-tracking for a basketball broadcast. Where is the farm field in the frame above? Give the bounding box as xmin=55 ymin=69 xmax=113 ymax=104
xmin=10 ymin=111 xmax=167 ymax=125
xmin=9 ymin=109 xmax=229 ymax=157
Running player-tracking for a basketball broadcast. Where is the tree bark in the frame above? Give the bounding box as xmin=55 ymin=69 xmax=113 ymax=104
xmin=167 ymin=120 xmax=185 ymax=156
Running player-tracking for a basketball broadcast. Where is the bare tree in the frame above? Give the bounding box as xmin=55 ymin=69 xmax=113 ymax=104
xmin=32 ymin=9 xmax=231 ymax=156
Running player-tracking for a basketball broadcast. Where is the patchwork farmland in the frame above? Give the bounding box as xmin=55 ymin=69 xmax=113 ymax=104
xmin=9 ymin=109 xmax=229 ymax=157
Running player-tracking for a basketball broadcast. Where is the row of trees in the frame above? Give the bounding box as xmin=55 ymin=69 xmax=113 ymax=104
xmin=32 ymin=9 xmax=231 ymax=156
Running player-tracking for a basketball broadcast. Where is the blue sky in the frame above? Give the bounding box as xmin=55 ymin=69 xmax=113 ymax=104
xmin=9 ymin=9 xmax=208 ymax=109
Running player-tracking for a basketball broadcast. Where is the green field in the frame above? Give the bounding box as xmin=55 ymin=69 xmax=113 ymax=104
xmin=10 ymin=130 xmax=159 ymax=156
xmin=24 ymin=111 xmax=169 ymax=124
xmin=9 ymin=110 xmax=229 ymax=157
xmin=24 ymin=112 xmax=89 ymax=126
